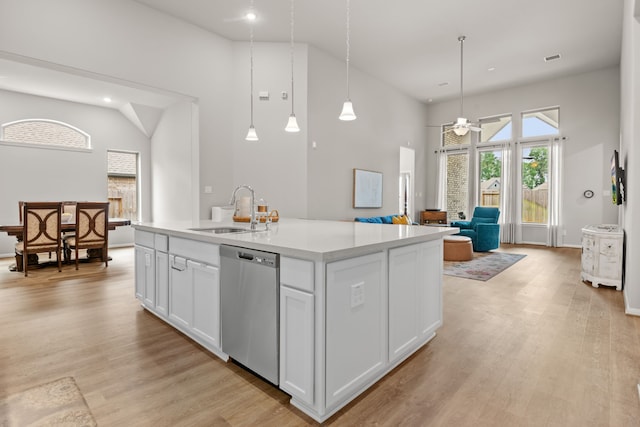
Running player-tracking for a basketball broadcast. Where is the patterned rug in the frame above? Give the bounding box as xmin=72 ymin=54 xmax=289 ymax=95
xmin=444 ymin=251 xmax=526 ymax=281
xmin=0 ymin=377 xmax=96 ymax=426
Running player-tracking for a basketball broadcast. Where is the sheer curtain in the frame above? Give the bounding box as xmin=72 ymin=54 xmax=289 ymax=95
xmin=547 ymin=136 xmax=564 ymax=246
xmin=500 ymin=141 xmax=516 ymax=243
xmin=435 ymin=149 xmax=447 ymax=211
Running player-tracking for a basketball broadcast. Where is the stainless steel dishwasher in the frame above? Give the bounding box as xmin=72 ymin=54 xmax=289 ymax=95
xmin=220 ymin=245 xmax=280 ymax=385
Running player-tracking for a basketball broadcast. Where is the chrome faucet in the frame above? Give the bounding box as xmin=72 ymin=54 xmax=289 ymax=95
xmin=229 ymin=184 xmax=257 ymax=230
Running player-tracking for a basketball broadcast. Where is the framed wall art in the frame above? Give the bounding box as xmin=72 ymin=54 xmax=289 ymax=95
xmin=353 ymin=168 xmax=383 ymax=208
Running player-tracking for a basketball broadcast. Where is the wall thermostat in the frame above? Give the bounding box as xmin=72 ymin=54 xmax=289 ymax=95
xmin=583 ymin=190 xmax=594 ymax=198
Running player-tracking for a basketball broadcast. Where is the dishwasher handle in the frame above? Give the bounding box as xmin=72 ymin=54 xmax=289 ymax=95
xmin=238 ymin=252 xmax=255 ymax=261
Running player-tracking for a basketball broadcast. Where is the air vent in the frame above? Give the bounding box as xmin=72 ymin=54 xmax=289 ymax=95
xmin=544 ymin=54 xmax=561 ymax=62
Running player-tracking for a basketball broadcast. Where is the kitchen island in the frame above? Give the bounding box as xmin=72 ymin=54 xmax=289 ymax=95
xmin=132 ymin=218 xmax=457 ymax=422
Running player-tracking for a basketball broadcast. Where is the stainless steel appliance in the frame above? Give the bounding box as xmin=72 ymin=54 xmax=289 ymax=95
xmin=220 ymin=245 xmax=280 ymax=385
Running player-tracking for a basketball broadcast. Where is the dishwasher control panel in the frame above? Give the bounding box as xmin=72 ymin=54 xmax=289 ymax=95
xmin=236 ymin=250 xmax=278 ymax=267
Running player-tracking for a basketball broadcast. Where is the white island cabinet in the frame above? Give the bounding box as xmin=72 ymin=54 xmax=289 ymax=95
xmin=389 ymin=240 xmax=442 ymax=363
xmin=134 ymin=230 xmax=168 ymax=311
xmin=325 ymin=252 xmax=386 ymax=409
xmin=279 ymin=256 xmax=315 ymax=406
xmin=168 ymin=237 xmax=222 ymax=357
xmin=133 ymin=218 xmax=457 ymax=423
xmin=135 ymin=230 xmax=225 ymax=360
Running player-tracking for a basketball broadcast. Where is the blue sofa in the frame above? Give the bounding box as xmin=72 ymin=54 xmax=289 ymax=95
xmin=450 ymin=207 xmax=500 ymax=252
xmin=354 ymin=214 xmax=415 ymax=224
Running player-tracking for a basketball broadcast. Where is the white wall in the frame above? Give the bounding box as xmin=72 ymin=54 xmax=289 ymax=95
xmin=620 ymin=0 xmax=639 ymax=314
xmin=150 ymin=101 xmax=199 ymax=223
xmin=425 ymin=67 xmax=621 ymax=246
xmin=306 ymin=46 xmax=430 ymax=220
xmin=0 ymin=89 xmax=151 ymax=256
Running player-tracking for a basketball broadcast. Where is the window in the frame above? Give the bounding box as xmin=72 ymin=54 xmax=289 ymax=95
xmin=1 ymin=119 xmax=90 ymax=149
xmin=520 ymin=144 xmax=549 ymax=224
xmin=521 ymin=107 xmax=559 ymax=138
xmin=107 ymin=150 xmax=139 ymax=221
xmin=480 ymin=115 xmax=512 ymax=143
xmin=478 ymin=149 xmax=502 ymax=208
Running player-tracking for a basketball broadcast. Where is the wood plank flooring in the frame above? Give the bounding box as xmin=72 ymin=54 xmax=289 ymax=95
xmin=1 ymin=245 xmax=639 ymax=426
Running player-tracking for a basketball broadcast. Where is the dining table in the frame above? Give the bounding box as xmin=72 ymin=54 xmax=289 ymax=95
xmin=0 ymin=218 xmax=131 ymax=272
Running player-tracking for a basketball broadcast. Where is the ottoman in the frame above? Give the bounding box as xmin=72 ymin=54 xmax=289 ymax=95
xmin=443 ymin=235 xmax=473 ymax=261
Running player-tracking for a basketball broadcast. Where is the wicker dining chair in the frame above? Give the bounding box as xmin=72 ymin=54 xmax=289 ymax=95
xmin=15 ymin=202 xmax=63 ymax=276
xmin=64 ymin=202 xmax=109 ymax=269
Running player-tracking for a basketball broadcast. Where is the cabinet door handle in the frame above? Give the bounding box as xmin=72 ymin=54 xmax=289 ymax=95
xmin=171 ymin=256 xmax=187 ymax=271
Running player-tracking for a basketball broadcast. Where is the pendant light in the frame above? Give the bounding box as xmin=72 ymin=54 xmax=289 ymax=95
xmin=339 ymin=0 xmax=356 ymax=121
xmin=245 ymin=3 xmax=258 ymax=141
xmin=285 ymin=0 xmax=300 ymax=132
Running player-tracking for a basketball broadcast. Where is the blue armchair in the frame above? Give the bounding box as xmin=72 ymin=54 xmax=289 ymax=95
xmin=450 ymin=207 xmax=500 ymax=252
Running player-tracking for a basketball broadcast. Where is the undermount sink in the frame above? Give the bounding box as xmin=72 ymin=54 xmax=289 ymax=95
xmin=189 ymin=226 xmax=249 ymax=234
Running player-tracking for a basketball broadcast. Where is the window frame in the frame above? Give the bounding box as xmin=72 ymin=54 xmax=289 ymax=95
xmin=478 ymin=114 xmax=513 ymax=143
xmin=0 ymin=118 xmax=92 ymax=152
xmin=517 ymin=140 xmax=551 ymax=226
xmin=107 ymin=149 xmax=141 ymax=222
xmin=520 ymin=106 xmax=560 ymax=139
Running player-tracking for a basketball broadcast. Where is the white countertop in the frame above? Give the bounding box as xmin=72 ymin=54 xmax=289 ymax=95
xmin=133 ymin=218 xmax=459 ymax=262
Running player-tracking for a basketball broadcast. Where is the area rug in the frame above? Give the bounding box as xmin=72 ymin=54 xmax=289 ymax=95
xmin=0 ymin=377 xmax=97 ymax=427
xmin=444 ymin=251 xmax=526 ymax=281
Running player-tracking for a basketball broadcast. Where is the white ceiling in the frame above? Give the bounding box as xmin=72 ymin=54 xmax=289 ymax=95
xmin=0 ymin=0 xmax=625 ymax=108
xmin=134 ymin=0 xmax=625 ymax=103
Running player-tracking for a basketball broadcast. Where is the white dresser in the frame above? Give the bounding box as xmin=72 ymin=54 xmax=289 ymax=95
xmin=581 ymin=224 xmax=624 ymax=290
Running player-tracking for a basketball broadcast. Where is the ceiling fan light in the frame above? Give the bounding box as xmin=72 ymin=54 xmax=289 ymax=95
xmin=339 ymin=100 xmax=357 ymax=121
xmin=285 ymin=114 xmax=300 ymax=132
xmin=453 ymin=126 xmax=469 ymax=136
xmin=245 ymin=125 xmax=259 ymax=141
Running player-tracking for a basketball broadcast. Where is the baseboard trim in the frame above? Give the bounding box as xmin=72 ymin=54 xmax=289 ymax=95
xmin=562 ymin=243 xmax=582 ymax=249
xmin=624 ymin=291 xmax=640 ymax=317
xmin=109 ymin=243 xmax=134 ymax=249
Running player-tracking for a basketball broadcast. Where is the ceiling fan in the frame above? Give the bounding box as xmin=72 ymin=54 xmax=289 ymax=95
xmin=427 ymin=36 xmax=481 ymax=136
xmin=448 ymin=35 xmax=480 ymax=136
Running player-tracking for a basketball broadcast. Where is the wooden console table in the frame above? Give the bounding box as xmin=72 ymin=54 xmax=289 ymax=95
xmin=420 ymin=210 xmax=447 ymax=225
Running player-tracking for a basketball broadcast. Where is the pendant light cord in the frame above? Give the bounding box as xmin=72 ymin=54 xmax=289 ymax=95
xmin=345 ymin=0 xmax=351 ymax=100
xmin=249 ymin=21 xmax=255 ymax=127
xmin=290 ymin=0 xmax=295 ymax=115
xmin=458 ymin=35 xmax=465 ymax=118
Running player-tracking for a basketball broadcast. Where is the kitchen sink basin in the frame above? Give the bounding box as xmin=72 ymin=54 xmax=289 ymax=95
xmin=189 ymin=226 xmax=250 ymax=234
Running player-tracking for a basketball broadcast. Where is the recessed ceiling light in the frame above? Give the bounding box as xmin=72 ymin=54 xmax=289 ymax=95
xmin=437 ymin=82 xmax=449 ymax=87
xmin=246 ymin=11 xmax=257 ymax=21
xmin=488 ymin=67 xmax=496 ymax=72
xmin=544 ymin=54 xmax=561 ymax=62
xmin=103 ymin=97 xmax=112 ymax=103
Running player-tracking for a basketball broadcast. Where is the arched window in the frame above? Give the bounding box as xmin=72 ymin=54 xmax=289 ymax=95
xmin=1 ymin=119 xmax=91 ymax=149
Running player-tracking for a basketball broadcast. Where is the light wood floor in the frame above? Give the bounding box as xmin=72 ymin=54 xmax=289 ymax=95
xmin=1 ymin=245 xmax=639 ymax=426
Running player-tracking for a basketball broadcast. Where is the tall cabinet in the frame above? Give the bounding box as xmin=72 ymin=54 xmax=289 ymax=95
xmin=581 ymin=224 xmax=624 ymax=291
